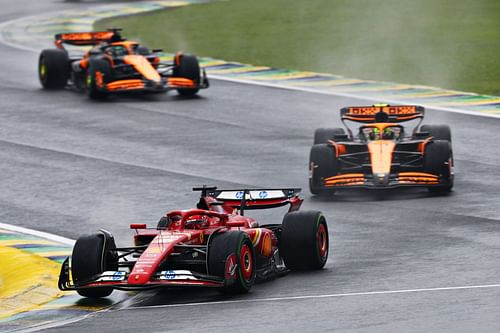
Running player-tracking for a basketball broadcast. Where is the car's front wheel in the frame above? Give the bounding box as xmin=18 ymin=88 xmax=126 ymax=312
xmin=173 ymin=53 xmax=200 ymax=96
xmin=71 ymin=230 xmax=118 ymax=298
xmin=424 ymin=140 xmax=453 ymax=192
xmin=208 ymin=231 xmax=256 ymax=293
xmin=86 ymin=59 xmax=112 ymax=100
xmin=309 ymin=143 xmax=338 ymax=195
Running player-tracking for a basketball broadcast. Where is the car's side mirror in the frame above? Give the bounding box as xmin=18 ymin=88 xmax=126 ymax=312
xmin=414 ymin=131 xmax=430 ymax=138
xmin=333 ymin=134 xmax=349 ymax=140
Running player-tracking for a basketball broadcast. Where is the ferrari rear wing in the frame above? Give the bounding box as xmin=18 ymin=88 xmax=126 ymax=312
xmin=341 ymin=105 xmax=425 ymax=123
xmin=193 ymin=186 xmax=303 ymax=213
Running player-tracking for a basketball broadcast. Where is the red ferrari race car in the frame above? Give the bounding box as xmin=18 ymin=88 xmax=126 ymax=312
xmin=38 ymin=29 xmax=209 ymax=99
xmin=309 ymin=104 xmax=454 ymax=195
xmin=58 ymin=186 xmax=329 ymax=298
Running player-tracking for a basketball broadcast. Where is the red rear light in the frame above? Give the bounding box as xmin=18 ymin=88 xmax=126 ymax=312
xmin=130 ymin=223 xmax=147 ymax=229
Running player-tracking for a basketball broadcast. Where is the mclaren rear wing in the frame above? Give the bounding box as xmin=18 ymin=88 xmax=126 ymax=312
xmin=54 ymin=29 xmax=124 ymax=48
xmin=341 ymin=105 xmax=425 ymax=123
xmin=193 ymin=186 xmax=303 ymax=213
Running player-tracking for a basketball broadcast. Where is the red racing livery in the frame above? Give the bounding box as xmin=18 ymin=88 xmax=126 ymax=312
xmin=58 ymin=186 xmax=329 ymax=298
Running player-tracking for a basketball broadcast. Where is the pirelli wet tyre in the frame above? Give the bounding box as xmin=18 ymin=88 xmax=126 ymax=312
xmin=280 ymin=211 xmax=329 ymax=270
xmin=314 ymin=128 xmax=346 ymax=144
xmin=38 ymin=49 xmax=70 ymax=89
xmin=309 ymin=143 xmax=338 ymax=195
xmin=424 ymin=140 xmax=453 ymax=192
xmin=71 ymin=231 xmax=118 ymax=298
xmin=173 ymin=53 xmax=200 ymax=96
xmin=86 ymin=58 xmax=112 ymax=99
xmin=208 ymin=231 xmax=256 ymax=293
xmin=420 ymin=124 xmax=452 ymax=142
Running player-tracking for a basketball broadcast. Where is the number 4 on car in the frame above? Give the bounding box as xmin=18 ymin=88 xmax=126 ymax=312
xmin=309 ymin=104 xmax=454 ymax=195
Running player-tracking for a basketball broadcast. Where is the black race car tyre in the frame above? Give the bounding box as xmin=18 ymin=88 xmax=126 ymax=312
xmin=314 ymin=128 xmax=345 ymax=144
xmin=173 ymin=54 xmax=200 ymax=96
xmin=208 ymin=231 xmax=256 ymax=293
xmin=424 ymin=140 xmax=453 ymax=192
xmin=38 ymin=49 xmax=70 ymax=89
xmin=420 ymin=124 xmax=452 ymax=142
xmin=71 ymin=231 xmax=118 ymax=298
xmin=309 ymin=143 xmax=338 ymax=195
xmin=280 ymin=211 xmax=329 ymax=270
xmin=86 ymin=59 xmax=112 ymax=100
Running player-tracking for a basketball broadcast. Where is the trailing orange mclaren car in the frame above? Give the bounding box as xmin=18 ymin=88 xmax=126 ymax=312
xmin=38 ymin=29 xmax=209 ymax=99
xmin=309 ymin=104 xmax=454 ymax=195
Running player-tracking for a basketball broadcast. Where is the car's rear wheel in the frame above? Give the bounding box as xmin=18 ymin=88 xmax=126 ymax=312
xmin=71 ymin=230 xmax=118 ymax=298
xmin=314 ymin=128 xmax=345 ymax=144
xmin=280 ymin=211 xmax=329 ymax=270
xmin=173 ymin=53 xmax=200 ymax=96
xmin=424 ymin=140 xmax=453 ymax=192
xmin=208 ymin=231 xmax=256 ymax=293
xmin=309 ymin=143 xmax=338 ymax=195
xmin=38 ymin=49 xmax=70 ymax=89
xmin=420 ymin=124 xmax=452 ymax=142
xmin=86 ymin=59 xmax=112 ymax=100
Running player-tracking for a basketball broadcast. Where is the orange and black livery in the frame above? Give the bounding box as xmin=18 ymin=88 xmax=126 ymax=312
xmin=38 ymin=28 xmax=209 ymax=99
xmin=309 ymin=104 xmax=454 ymax=195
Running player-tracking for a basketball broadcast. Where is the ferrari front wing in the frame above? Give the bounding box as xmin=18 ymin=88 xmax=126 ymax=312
xmin=58 ymin=258 xmax=224 ymax=291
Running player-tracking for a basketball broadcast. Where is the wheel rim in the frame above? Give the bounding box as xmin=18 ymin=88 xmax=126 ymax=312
xmin=86 ymin=73 xmax=92 ymax=89
xmin=239 ymin=243 xmax=253 ymax=282
xmin=316 ymin=223 xmax=328 ymax=258
xmin=40 ymin=63 xmax=46 ymax=79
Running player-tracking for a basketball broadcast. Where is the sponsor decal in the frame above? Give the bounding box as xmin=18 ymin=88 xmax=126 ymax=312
xmin=258 ymin=191 xmax=268 ymax=199
xmin=96 ymin=271 xmax=126 ymax=282
xmin=164 ymin=270 xmax=176 ymax=280
xmin=225 ymin=253 xmax=238 ymax=282
xmin=235 ymin=191 xmax=244 ymax=199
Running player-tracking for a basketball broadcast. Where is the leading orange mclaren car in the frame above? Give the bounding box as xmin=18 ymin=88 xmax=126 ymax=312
xmin=38 ymin=29 xmax=209 ymax=99
xmin=309 ymin=104 xmax=454 ymax=195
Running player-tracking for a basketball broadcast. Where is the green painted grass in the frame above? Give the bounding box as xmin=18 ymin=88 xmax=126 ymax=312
xmin=96 ymin=0 xmax=500 ymax=95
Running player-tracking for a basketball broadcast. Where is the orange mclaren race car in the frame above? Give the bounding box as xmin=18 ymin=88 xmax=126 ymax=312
xmin=309 ymin=104 xmax=454 ymax=195
xmin=38 ymin=29 xmax=209 ymax=99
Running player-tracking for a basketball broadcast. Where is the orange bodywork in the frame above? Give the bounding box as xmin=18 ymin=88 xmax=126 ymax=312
xmin=95 ymin=71 xmax=104 ymax=88
xmin=324 ymin=173 xmax=365 ymax=186
xmin=397 ymin=172 xmax=440 ymax=184
xmin=418 ymin=137 xmax=432 ymax=153
xmin=123 ymin=55 xmax=161 ymax=82
xmin=168 ymin=77 xmax=197 ymax=88
xmin=367 ymin=140 xmax=396 ymax=175
xmin=107 ymin=80 xmax=145 ymax=91
xmin=327 ymin=140 xmax=346 ymax=157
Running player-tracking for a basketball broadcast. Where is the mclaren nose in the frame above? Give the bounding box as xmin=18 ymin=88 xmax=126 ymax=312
xmin=374 ymin=173 xmax=390 ymax=186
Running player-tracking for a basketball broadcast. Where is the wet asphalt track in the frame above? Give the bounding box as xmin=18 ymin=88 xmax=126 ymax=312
xmin=1 ymin=1 xmax=500 ymax=332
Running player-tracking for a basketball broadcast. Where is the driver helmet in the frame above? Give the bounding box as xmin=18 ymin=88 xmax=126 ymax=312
xmin=382 ymin=127 xmax=395 ymax=139
xmin=369 ymin=127 xmax=380 ymax=140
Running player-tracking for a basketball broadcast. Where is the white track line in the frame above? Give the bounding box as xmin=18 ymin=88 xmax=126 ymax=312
xmin=209 ymin=75 xmax=500 ymax=120
xmin=0 ymin=222 xmax=75 ymax=246
xmin=122 ymin=283 xmax=500 ymax=310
